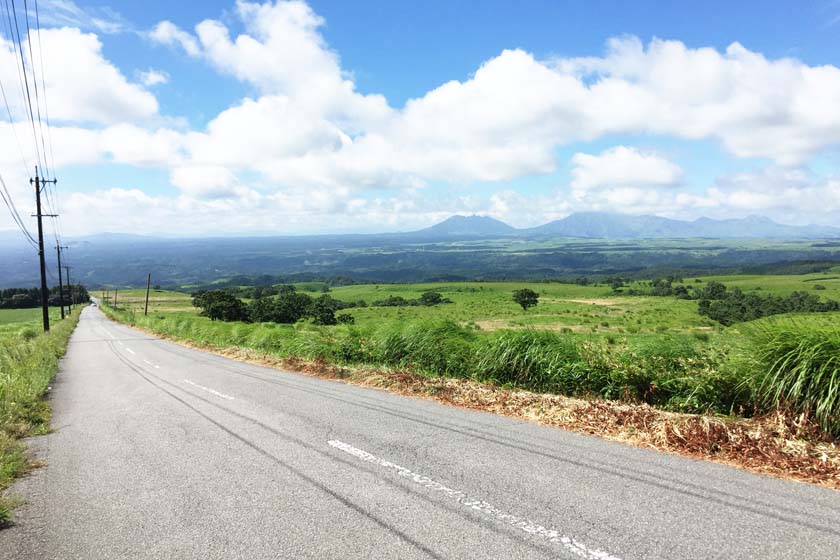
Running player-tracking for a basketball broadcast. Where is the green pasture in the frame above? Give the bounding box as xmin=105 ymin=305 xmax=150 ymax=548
xmin=0 ymin=308 xmax=63 ymax=341
xmin=691 ymin=269 xmax=840 ymax=299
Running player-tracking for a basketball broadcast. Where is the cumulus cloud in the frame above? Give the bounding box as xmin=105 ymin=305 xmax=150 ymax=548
xmin=0 ymin=29 xmax=158 ymax=125
xmin=570 ymin=146 xmax=683 ymax=192
xmin=170 ymin=165 xmax=239 ymax=198
xmin=149 ymin=21 xmax=201 ymax=56
xmin=138 ymin=69 xmax=169 ymax=86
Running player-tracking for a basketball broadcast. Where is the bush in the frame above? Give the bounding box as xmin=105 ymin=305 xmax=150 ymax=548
xmin=743 ymin=320 xmax=840 ymax=435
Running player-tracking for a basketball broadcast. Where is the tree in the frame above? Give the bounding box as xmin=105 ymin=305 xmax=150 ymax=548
xmin=248 ymin=290 xmax=313 ymax=323
xmin=193 ymin=290 xmax=249 ymax=322
xmin=309 ymin=298 xmax=338 ymax=325
xmin=512 ymin=288 xmax=539 ymax=311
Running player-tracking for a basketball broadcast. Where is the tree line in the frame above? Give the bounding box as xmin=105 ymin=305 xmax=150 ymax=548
xmin=192 ymin=286 xmax=452 ymax=325
xmin=0 ymin=285 xmax=89 ymax=309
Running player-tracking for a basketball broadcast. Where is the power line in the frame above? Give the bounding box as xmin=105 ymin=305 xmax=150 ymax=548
xmin=7 ymin=0 xmax=44 ymax=173
xmin=0 ymin=171 xmax=37 ymax=247
xmin=22 ymin=0 xmax=49 ymax=179
xmin=32 ymin=0 xmax=53 ymax=177
xmin=0 ymin=73 xmax=30 ymax=174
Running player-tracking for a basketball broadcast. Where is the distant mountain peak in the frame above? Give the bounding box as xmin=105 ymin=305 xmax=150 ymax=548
xmin=415 ymin=215 xmax=516 ymax=237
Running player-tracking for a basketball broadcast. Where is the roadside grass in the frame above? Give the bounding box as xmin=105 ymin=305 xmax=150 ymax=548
xmin=0 ymin=307 xmax=81 ymax=526
xmin=740 ymin=317 xmax=840 ymax=437
xmin=0 ymin=308 xmax=62 ymax=340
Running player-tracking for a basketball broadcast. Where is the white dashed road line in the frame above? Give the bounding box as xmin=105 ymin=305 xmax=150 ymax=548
xmin=142 ymin=359 xmax=161 ymax=369
xmin=125 ymin=348 xmax=136 ymax=355
xmin=183 ymin=379 xmax=235 ymax=401
xmin=328 ymin=439 xmax=621 ymax=560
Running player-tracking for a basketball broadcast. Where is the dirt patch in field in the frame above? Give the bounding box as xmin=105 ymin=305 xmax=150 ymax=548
xmin=116 ymin=316 xmax=840 ymax=490
xmin=474 ymin=320 xmax=613 ymax=333
xmin=474 ymin=319 xmax=509 ymax=331
xmin=558 ymin=298 xmax=623 ymax=306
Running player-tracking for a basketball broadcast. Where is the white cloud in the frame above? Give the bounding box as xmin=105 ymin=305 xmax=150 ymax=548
xmin=138 ymin=69 xmax=169 ymax=86
xmin=570 ymin=146 xmax=683 ymax=192
xmin=37 ymin=1 xmax=130 ymax=34
xmin=0 ymin=29 xmax=158 ymax=125
xmin=170 ymin=165 xmax=239 ymax=198
xmin=149 ymin=21 xmax=201 ymax=57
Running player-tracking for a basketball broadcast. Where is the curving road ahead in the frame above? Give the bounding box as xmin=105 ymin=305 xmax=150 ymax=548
xmin=3 ymin=306 xmax=839 ymax=559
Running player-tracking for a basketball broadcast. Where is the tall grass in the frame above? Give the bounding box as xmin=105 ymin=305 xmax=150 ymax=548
xmin=0 ymin=307 xmax=81 ymax=525
xmin=744 ymin=321 xmax=840 ymax=436
xmin=475 ymin=330 xmax=587 ymax=393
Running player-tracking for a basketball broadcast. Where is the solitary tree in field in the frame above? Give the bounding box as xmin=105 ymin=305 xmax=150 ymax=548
xmin=512 ymin=288 xmax=539 ymax=311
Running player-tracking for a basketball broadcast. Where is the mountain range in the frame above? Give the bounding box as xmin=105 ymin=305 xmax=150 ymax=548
xmin=414 ymin=212 xmax=840 ymax=239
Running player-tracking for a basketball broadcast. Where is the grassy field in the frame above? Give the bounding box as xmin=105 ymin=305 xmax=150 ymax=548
xmin=692 ymin=267 xmax=840 ymax=299
xmin=0 ymin=308 xmax=63 ymax=340
xmin=0 ymin=307 xmax=81 ymax=524
xmin=109 ymin=282 xmax=720 ymax=339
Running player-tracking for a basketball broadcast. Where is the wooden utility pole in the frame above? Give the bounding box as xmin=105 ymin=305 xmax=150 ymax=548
xmin=114 ymin=287 xmax=118 ymax=309
xmin=55 ymin=245 xmax=68 ymax=319
xmin=31 ymin=167 xmax=57 ymax=332
xmin=144 ymin=273 xmax=151 ymax=316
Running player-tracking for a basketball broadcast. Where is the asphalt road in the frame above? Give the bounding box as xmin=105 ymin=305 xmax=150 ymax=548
xmin=3 ymin=306 xmax=839 ymax=559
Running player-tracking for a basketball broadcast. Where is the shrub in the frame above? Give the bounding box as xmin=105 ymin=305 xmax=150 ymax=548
xmin=743 ymin=320 xmax=840 ymax=436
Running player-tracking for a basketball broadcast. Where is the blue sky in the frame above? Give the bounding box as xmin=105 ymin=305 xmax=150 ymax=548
xmin=2 ymin=0 xmax=840 ymax=236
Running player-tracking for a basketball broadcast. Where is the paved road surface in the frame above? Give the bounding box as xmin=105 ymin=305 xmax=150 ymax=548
xmin=3 ymin=306 xmax=839 ymax=559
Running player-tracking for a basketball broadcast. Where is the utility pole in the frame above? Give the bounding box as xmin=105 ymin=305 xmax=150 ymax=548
xmin=64 ymin=266 xmax=73 ymax=311
xmin=144 ymin=273 xmax=151 ymax=316
xmin=55 ymin=245 xmax=68 ymax=319
xmin=114 ymin=287 xmax=118 ymax=309
xmin=31 ymin=167 xmax=57 ymax=332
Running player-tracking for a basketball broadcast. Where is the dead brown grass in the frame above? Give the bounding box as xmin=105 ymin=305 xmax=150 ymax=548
xmin=127 ymin=322 xmax=840 ymax=490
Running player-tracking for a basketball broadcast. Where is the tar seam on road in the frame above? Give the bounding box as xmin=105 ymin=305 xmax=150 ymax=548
xmin=329 ymin=439 xmax=622 ymax=560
